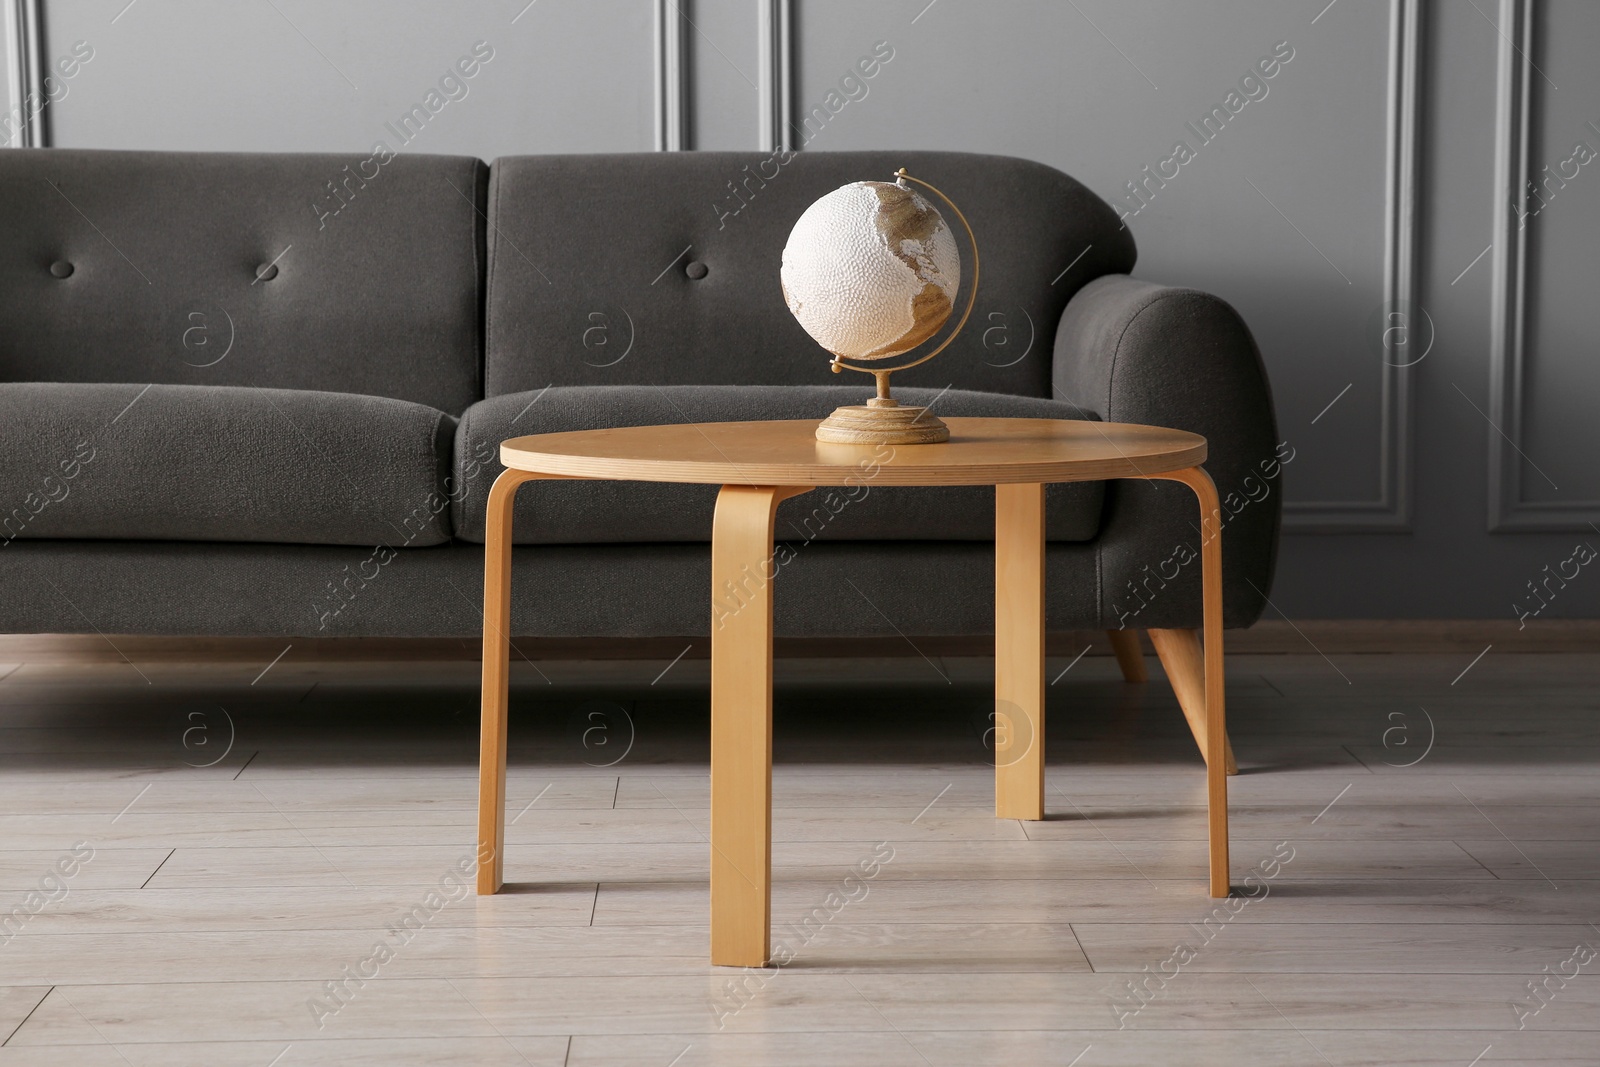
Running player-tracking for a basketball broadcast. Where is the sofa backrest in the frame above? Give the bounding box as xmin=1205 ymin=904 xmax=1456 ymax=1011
xmin=0 ymin=149 xmax=486 ymax=414
xmin=483 ymin=150 xmax=1135 ymax=399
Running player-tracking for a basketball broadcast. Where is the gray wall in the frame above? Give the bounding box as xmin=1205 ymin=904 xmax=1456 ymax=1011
xmin=11 ymin=0 xmax=1600 ymax=620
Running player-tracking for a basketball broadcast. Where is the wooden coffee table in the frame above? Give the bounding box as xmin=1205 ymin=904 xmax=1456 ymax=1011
xmin=475 ymin=417 xmax=1229 ymax=966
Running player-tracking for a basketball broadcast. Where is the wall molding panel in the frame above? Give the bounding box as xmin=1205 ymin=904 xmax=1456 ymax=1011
xmin=771 ymin=1 xmax=1421 ymax=532
xmin=1488 ymin=0 xmax=1535 ymax=529
xmin=2 ymin=0 xmax=44 ymax=147
xmin=655 ymin=0 xmax=687 ymax=150
xmin=757 ymin=0 xmax=791 ymax=152
xmin=1486 ymin=0 xmax=1594 ymax=531
xmin=1284 ymin=0 xmax=1421 ymax=533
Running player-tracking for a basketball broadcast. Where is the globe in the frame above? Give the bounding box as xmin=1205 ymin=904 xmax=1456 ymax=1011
xmin=780 ymin=179 xmax=961 ymax=361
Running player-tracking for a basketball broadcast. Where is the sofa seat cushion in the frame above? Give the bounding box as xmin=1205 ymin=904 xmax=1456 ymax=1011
xmin=453 ymin=385 xmax=1105 ymax=544
xmin=0 ymin=383 xmax=455 ymax=547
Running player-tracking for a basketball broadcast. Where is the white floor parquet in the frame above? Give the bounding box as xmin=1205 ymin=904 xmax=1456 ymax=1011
xmin=0 ymin=649 xmax=1597 ymax=1065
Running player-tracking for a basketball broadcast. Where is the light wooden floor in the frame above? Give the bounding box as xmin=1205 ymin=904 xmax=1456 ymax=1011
xmin=1 ymin=646 xmax=1597 ymax=1065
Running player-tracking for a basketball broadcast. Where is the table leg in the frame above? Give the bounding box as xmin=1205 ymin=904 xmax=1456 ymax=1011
xmin=1144 ymin=467 xmax=1230 ymax=897
xmin=710 ymin=484 xmax=810 ymax=967
xmin=477 ymin=468 xmax=539 ymax=895
xmin=995 ymin=483 xmax=1046 ymax=821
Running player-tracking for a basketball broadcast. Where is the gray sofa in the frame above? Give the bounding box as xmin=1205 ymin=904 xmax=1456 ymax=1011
xmin=0 ymin=147 xmax=1279 ymax=640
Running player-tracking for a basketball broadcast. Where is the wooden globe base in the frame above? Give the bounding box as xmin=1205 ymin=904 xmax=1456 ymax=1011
xmin=815 ymin=398 xmax=950 ymax=445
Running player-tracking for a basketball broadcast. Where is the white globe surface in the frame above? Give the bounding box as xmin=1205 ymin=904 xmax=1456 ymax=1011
xmin=780 ymin=181 xmax=960 ymax=361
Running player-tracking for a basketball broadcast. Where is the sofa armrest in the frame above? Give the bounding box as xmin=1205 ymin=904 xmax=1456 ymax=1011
xmin=1052 ymin=274 xmax=1282 ymax=629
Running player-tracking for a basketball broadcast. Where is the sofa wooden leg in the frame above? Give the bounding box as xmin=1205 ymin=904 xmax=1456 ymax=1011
xmin=1148 ymin=627 xmax=1238 ymax=777
xmin=1106 ymin=628 xmax=1148 ymax=683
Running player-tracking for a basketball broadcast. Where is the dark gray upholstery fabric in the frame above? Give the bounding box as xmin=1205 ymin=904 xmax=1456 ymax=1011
xmin=0 ymin=383 xmax=455 ymax=547
xmin=452 ymin=385 xmax=1105 ymax=544
xmin=484 ymin=151 xmax=1135 ymax=399
xmin=0 ymin=149 xmax=486 ymax=414
xmin=0 ymin=148 xmax=1281 ymax=642
xmin=0 ymin=538 xmax=1103 ymax=638
xmin=1054 ymin=276 xmax=1281 ymax=629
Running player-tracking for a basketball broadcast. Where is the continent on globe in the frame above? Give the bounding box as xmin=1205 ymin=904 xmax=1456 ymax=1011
xmin=780 ymin=179 xmax=961 ymax=362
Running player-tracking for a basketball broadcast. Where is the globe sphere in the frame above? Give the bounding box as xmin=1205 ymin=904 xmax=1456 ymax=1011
xmin=780 ymin=180 xmax=961 ymax=362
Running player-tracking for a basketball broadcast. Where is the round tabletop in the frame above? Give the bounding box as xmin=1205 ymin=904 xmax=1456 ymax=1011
xmin=499 ymin=417 xmax=1206 ymax=487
